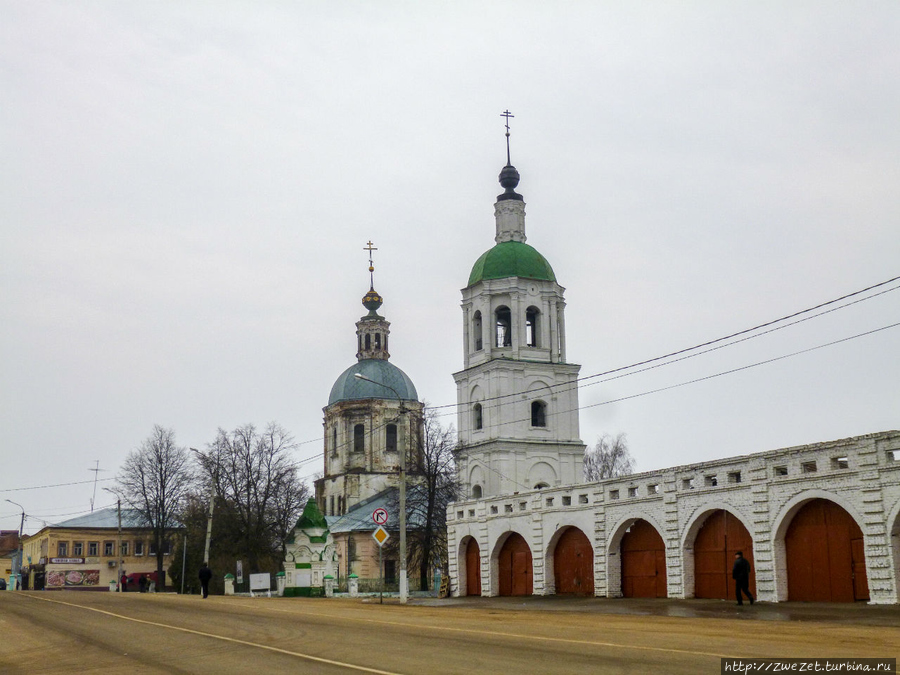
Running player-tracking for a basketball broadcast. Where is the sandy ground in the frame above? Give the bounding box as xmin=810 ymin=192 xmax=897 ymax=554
xmin=1 ymin=592 xmax=897 ymax=674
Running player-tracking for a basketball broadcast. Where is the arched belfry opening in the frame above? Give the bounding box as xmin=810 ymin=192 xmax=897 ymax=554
xmin=525 ymin=306 xmax=540 ymax=347
xmin=473 ymin=311 xmax=483 ymax=352
xmin=495 ymin=306 xmax=512 ymax=348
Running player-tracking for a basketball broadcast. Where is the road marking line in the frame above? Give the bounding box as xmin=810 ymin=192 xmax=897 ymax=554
xmin=252 ymin=602 xmax=728 ymax=659
xmin=21 ymin=594 xmax=404 ymax=675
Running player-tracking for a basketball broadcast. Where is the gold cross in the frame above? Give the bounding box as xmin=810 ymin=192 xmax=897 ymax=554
xmin=364 ymin=240 xmax=378 ymax=276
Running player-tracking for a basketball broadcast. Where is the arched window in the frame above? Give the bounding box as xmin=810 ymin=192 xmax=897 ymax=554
xmin=531 ymin=401 xmax=547 ymax=427
xmin=473 ymin=311 xmax=483 ymax=351
xmin=338 ymin=496 xmax=344 ymax=515
xmin=374 ymin=333 xmax=381 ymax=349
xmin=354 ymin=424 xmax=365 ymax=452
xmin=525 ymin=307 xmax=540 ymax=347
xmin=364 ymin=334 xmax=371 ymax=350
xmin=534 ymin=482 xmax=549 ymax=490
xmin=332 ymin=427 xmax=337 ymax=455
xmin=473 ymin=403 xmax=483 ymax=430
xmin=385 ymin=424 xmax=397 ymax=453
xmin=495 ymin=306 xmax=512 ymax=348
xmin=330 ymin=495 xmax=335 ymax=516
xmin=472 ymin=485 xmax=483 ymax=499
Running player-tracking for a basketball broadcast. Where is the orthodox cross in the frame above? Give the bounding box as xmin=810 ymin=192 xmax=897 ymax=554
xmin=501 ymin=109 xmax=514 ymax=165
xmin=364 ymin=240 xmax=378 ymax=287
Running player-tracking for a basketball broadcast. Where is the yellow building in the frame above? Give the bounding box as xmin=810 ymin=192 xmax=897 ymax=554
xmin=2 ymin=530 xmax=20 ymax=588
xmin=22 ymin=508 xmax=179 ymax=591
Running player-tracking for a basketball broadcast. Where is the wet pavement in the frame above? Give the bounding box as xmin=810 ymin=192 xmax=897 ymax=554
xmin=413 ymin=595 xmax=900 ymax=627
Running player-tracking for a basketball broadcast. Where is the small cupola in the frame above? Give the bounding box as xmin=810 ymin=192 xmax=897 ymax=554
xmin=356 ymin=241 xmax=391 ymax=361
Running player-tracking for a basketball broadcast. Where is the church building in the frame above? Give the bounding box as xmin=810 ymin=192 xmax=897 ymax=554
xmin=314 ymin=252 xmax=425 ymax=585
xmin=447 ymin=134 xmax=900 ymax=604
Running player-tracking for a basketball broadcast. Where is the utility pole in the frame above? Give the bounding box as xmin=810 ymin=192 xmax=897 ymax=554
xmin=103 ymin=488 xmax=123 ymax=590
xmin=5 ymin=499 xmax=24 ymax=590
xmin=181 ymin=534 xmax=187 ymax=595
xmin=190 ymin=448 xmax=216 ymax=566
xmin=354 ymin=372 xmax=409 ymax=603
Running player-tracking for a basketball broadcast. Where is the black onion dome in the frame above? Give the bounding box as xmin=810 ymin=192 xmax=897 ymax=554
xmin=497 ymin=164 xmax=523 ymax=201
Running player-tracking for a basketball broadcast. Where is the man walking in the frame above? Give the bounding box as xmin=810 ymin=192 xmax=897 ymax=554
xmin=732 ymin=551 xmax=754 ymax=605
xmin=199 ymin=561 xmax=212 ymax=599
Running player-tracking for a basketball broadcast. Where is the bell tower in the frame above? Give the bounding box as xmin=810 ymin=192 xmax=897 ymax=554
xmin=453 ymin=113 xmax=585 ymax=498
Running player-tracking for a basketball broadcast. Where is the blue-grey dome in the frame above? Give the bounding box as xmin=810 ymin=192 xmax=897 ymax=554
xmin=328 ymin=359 xmax=418 ymax=406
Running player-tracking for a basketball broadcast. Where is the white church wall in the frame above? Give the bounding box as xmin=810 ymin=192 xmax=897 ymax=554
xmin=447 ymin=431 xmax=900 ymax=604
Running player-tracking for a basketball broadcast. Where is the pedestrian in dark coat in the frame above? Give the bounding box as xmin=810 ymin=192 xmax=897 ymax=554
xmin=199 ymin=562 xmax=212 ymax=599
xmin=120 ymin=572 xmax=128 ymax=592
xmin=732 ymin=551 xmax=754 ymax=605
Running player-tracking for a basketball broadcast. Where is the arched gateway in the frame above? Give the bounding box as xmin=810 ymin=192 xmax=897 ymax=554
xmin=693 ymin=510 xmax=755 ymax=600
xmin=785 ymin=499 xmax=868 ymax=602
xmin=465 ymin=539 xmax=481 ymax=596
xmin=497 ymin=533 xmax=533 ymax=596
xmin=553 ymin=527 xmax=593 ymax=595
xmin=621 ymin=519 xmax=667 ymax=598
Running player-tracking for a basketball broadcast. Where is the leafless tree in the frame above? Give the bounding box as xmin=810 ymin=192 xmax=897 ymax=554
xmin=388 ymin=409 xmax=460 ymax=590
xmin=583 ymin=433 xmax=634 ymax=481
xmin=117 ymin=425 xmax=192 ymax=590
xmin=195 ymin=422 xmax=309 ymax=571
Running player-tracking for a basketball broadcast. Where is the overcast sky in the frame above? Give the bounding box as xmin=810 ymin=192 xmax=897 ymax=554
xmin=2 ymin=2 xmax=898 ymax=534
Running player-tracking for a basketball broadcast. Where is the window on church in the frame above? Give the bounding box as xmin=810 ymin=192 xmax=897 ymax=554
xmin=473 ymin=311 xmax=483 ymax=351
xmin=332 ymin=427 xmax=337 ymax=455
xmin=386 ymin=424 xmax=397 ymax=453
xmin=473 ymin=403 xmax=483 ymax=430
xmin=365 ymin=334 xmax=371 ymax=350
xmin=531 ymin=401 xmax=546 ymax=427
xmin=495 ymin=306 xmax=511 ymax=348
xmin=330 ymin=495 xmax=335 ymax=516
xmin=375 ymin=333 xmax=381 ymax=349
xmin=525 ymin=307 xmax=539 ymax=347
xmin=534 ymin=482 xmax=549 ymax=490
xmin=354 ymin=424 xmax=365 ymax=453
xmin=472 ymin=485 xmax=482 ymax=499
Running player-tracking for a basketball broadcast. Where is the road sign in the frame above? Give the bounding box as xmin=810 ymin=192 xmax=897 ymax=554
xmin=372 ymin=507 xmax=388 ymax=525
xmin=372 ymin=525 xmax=390 ymax=547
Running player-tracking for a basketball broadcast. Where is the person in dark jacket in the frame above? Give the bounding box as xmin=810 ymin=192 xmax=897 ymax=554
xmin=120 ymin=572 xmax=128 ymax=592
xmin=732 ymin=551 xmax=754 ymax=605
xmin=199 ymin=562 xmax=212 ymax=599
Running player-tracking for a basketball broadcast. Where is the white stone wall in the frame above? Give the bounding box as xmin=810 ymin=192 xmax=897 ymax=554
xmin=447 ymin=431 xmax=900 ymax=604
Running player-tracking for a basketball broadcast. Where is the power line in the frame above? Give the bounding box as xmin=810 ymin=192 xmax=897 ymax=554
xmin=472 ymin=321 xmax=900 ymax=432
xmin=0 ymin=477 xmax=116 ymax=493
xmin=429 ymin=274 xmax=900 ymax=413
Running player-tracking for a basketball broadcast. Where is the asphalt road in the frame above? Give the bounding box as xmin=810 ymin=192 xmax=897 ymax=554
xmin=1 ymin=592 xmax=897 ymax=675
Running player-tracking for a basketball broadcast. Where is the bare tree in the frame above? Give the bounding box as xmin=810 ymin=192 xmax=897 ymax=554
xmin=388 ymin=409 xmax=459 ymax=590
xmin=117 ymin=425 xmax=192 ymax=590
xmin=195 ymin=422 xmax=309 ymax=572
xmin=583 ymin=433 xmax=634 ymax=481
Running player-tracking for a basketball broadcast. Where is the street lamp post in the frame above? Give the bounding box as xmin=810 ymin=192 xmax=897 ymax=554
xmin=354 ymin=372 xmax=409 ymax=604
xmin=5 ymin=499 xmax=24 ymax=590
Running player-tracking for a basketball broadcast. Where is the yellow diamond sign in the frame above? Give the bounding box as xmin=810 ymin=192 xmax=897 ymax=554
xmin=372 ymin=525 xmax=390 ymax=547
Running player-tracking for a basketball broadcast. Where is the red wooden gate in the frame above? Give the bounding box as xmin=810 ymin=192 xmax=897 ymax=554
xmin=785 ymin=499 xmax=869 ymax=602
xmin=693 ymin=510 xmax=755 ymax=600
xmin=498 ymin=532 xmax=533 ymax=596
xmin=621 ymin=520 xmax=667 ymax=598
xmin=465 ymin=539 xmax=481 ymax=596
xmin=554 ymin=527 xmax=594 ymax=595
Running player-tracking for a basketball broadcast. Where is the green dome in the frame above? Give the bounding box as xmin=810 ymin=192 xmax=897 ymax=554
xmin=467 ymin=241 xmax=556 ymax=287
xmin=328 ymin=359 xmax=418 ymax=405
